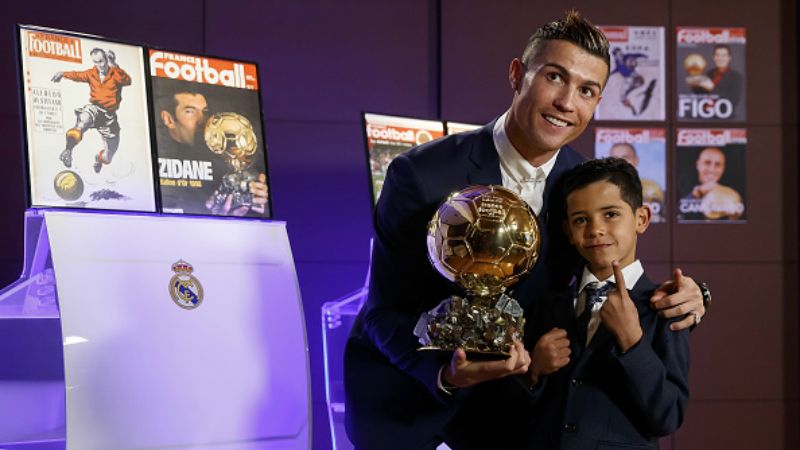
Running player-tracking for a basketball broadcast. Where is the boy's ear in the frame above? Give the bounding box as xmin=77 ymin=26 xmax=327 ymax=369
xmin=635 ymin=204 xmax=652 ymax=234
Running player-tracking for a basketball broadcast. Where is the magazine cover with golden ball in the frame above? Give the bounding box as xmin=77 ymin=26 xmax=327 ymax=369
xmin=595 ymin=128 xmax=667 ymax=223
xmin=18 ymin=26 xmax=156 ymax=211
xmin=676 ymin=128 xmax=746 ymax=223
xmin=150 ymin=49 xmax=271 ymax=218
xmin=676 ymin=27 xmax=746 ymax=121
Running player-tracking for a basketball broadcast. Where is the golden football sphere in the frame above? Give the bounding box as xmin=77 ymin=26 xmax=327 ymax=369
xmin=415 ymin=130 xmax=434 ymax=145
xmin=683 ymin=53 xmax=707 ymax=76
xmin=204 ymin=112 xmax=258 ymax=170
xmin=53 ymin=170 xmax=84 ymax=201
xmin=427 ymin=185 xmax=540 ymax=296
xmin=642 ymin=179 xmax=664 ymax=204
xmin=701 ymin=185 xmax=744 ymax=220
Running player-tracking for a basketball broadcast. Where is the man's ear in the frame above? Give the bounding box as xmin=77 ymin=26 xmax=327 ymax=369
xmin=509 ymin=58 xmax=523 ymax=92
xmin=160 ymin=110 xmax=175 ymax=129
xmin=635 ymin=205 xmax=652 ymax=234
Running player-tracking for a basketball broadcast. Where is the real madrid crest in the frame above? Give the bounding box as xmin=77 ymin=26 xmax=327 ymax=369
xmin=169 ymin=259 xmax=204 ymax=310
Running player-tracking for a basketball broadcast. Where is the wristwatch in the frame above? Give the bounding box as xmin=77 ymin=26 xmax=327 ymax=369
xmin=696 ymin=281 xmax=712 ymax=310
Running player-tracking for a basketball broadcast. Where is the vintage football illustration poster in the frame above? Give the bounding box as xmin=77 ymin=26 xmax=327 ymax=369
xmin=19 ymin=26 xmax=156 ymax=210
xmin=595 ymin=26 xmax=665 ymax=121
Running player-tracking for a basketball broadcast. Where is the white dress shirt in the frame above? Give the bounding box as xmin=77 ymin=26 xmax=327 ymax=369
xmin=492 ymin=111 xmax=559 ymax=215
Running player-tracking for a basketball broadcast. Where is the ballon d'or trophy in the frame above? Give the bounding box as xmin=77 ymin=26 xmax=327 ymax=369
xmin=683 ymin=53 xmax=711 ymax=90
xmin=415 ymin=185 xmax=540 ymax=359
xmin=204 ymin=112 xmax=259 ymax=212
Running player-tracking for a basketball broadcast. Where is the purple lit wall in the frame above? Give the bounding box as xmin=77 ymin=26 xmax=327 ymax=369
xmin=0 ymin=1 xmax=797 ymax=450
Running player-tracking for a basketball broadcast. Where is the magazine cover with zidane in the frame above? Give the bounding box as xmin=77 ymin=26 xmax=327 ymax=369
xmin=150 ymin=49 xmax=271 ymax=218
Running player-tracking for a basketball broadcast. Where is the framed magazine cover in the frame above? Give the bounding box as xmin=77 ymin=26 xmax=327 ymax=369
xmin=362 ymin=112 xmax=445 ymax=206
xmin=676 ymin=27 xmax=747 ymax=122
xmin=17 ymin=25 xmax=157 ymax=211
xmin=595 ymin=26 xmax=665 ymax=121
xmin=149 ymin=49 xmax=272 ymax=219
xmin=445 ymin=121 xmax=482 ymax=135
xmin=595 ymin=128 xmax=667 ymax=223
xmin=676 ymin=128 xmax=746 ymax=223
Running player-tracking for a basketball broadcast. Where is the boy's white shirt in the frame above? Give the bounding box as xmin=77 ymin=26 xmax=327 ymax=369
xmin=575 ymin=259 xmax=644 ymax=346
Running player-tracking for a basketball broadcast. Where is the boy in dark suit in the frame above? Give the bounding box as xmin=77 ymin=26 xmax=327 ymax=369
xmin=526 ymin=157 xmax=690 ymax=449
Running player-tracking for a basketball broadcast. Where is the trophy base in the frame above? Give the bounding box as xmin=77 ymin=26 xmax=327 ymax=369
xmin=417 ymin=346 xmax=511 ymax=361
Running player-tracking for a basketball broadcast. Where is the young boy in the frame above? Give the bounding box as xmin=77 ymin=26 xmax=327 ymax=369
xmin=524 ymin=157 xmax=690 ymax=449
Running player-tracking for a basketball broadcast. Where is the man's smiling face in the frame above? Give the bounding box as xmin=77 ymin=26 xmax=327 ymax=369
xmin=507 ymin=39 xmax=608 ymax=156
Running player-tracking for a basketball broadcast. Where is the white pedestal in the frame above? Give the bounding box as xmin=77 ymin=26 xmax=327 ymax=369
xmin=0 ymin=210 xmax=310 ymax=450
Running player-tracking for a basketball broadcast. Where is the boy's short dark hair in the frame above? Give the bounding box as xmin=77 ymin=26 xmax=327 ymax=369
xmin=521 ymin=10 xmax=610 ymax=75
xmin=563 ymin=157 xmax=643 ymax=211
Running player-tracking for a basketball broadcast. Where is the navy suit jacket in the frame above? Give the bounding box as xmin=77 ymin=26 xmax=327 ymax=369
xmin=525 ymin=274 xmax=690 ymax=450
xmin=344 ymin=120 xmax=586 ymax=449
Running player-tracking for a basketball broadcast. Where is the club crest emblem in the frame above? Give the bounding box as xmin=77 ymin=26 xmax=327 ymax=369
xmin=169 ymin=259 xmax=204 ymax=310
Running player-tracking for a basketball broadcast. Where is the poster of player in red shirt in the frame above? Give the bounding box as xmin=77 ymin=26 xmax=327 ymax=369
xmin=18 ymin=26 xmax=156 ymax=211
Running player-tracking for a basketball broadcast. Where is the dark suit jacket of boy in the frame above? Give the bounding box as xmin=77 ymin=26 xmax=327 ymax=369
xmin=524 ymin=273 xmax=690 ymax=450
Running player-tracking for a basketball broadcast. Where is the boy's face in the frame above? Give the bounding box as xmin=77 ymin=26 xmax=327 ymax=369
xmin=564 ymin=180 xmax=650 ymax=279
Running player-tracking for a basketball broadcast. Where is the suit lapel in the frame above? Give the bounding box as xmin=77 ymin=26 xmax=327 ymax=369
xmin=466 ymin=120 xmax=502 ymax=186
xmin=540 ymin=146 xmax=585 ymax=226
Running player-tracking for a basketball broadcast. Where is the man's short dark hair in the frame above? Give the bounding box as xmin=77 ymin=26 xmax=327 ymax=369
xmin=89 ymin=47 xmax=106 ymax=58
xmin=713 ymin=44 xmax=732 ymax=55
xmin=521 ymin=10 xmax=610 ymax=73
xmin=169 ymin=90 xmax=205 ymax=115
xmin=563 ymin=157 xmax=643 ymax=211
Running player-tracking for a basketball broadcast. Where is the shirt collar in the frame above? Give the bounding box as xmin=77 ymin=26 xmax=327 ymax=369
xmin=492 ymin=111 xmax=559 ymax=183
xmin=577 ymin=260 xmax=644 ymax=294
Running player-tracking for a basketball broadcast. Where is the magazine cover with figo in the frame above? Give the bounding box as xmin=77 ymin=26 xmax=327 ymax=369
xmin=150 ymin=49 xmax=270 ymax=218
xmin=676 ymin=27 xmax=746 ymax=121
xmin=18 ymin=26 xmax=156 ymax=211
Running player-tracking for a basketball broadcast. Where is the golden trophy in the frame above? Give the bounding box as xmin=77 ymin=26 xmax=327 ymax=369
xmin=701 ymin=185 xmax=744 ymax=220
xmin=204 ymin=112 xmax=259 ymax=212
xmin=415 ymin=185 xmax=541 ymax=359
xmin=684 ymin=53 xmax=712 ymax=91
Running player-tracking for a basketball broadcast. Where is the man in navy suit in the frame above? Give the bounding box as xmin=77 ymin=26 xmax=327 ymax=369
xmin=526 ymin=158 xmax=689 ymax=449
xmin=345 ymin=11 xmax=706 ymax=450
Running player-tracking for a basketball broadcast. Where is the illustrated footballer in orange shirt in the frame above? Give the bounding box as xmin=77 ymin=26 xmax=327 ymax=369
xmin=52 ymin=47 xmax=131 ymax=173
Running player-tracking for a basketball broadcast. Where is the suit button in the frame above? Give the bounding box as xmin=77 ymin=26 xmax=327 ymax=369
xmin=563 ymin=423 xmax=577 ymax=433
